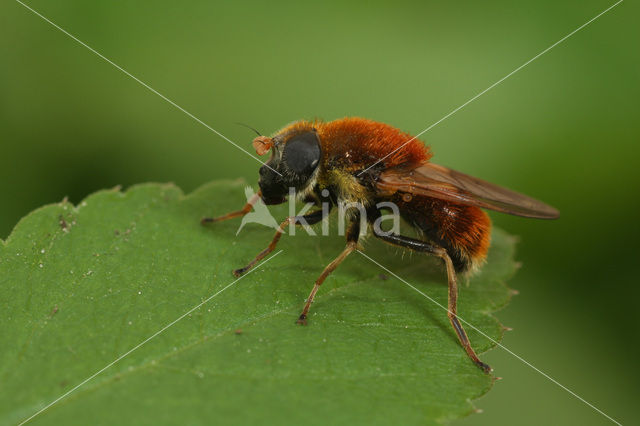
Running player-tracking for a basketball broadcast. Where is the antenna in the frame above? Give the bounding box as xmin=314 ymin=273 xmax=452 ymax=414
xmin=235 ymin=122 xmax=262 ymax=136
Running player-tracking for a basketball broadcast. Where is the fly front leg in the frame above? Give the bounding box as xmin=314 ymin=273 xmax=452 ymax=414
xmin=297 ymin=216 xmax=361 ymax=325
xmin=201 ymin=191 xmax=262 ymax=224
xmin=373 ymin=231 xmax=491 ymax=374
xmin=233 ymin=209 xmax=327 ymax=277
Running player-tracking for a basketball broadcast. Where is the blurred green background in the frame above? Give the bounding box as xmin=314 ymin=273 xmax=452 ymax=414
xmin=1 ymin=0 xmax=638 ymax=424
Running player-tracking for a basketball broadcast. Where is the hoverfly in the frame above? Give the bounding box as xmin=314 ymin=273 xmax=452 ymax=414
xmin=203 ymin=117 xmax=559 ymax=372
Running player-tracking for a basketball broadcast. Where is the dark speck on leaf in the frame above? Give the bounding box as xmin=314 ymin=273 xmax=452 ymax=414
xmin=234 ymin=329 xmax=243 ymax=335
xmin=378 ymin=273 xmax=389 ymax=281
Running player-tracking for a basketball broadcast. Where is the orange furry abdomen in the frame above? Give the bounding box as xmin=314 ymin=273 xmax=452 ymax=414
xmin=394 ymin=194 xmax=492 ymax=272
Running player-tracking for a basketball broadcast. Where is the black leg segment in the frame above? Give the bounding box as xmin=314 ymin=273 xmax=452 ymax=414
xmin=372 ymin=230 xmax=491 ymax=373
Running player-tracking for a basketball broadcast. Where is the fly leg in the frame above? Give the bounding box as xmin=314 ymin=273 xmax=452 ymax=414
xmin=297 ymin=217 xmax=361 ymax=324
xmin=373 ymin=231 xmax=491 ymax=373
xmin=201 ymin=191 xmax=261 ymax=224
xmin=233 ymin=209 xmax=327 ymax=277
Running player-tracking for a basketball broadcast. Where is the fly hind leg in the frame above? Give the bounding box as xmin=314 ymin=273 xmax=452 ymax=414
xmin=373 ymin=232 xmax=491 ymax=373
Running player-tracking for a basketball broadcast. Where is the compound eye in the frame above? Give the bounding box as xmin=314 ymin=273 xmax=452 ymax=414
xmin=282 ymin=131 xmax=321 ymax=175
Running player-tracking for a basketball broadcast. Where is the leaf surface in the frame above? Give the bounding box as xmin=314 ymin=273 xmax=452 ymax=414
xmin=0 ymin=181 xmax=516 ymax=425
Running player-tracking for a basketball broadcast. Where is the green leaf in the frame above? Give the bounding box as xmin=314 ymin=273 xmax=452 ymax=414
xmin=0 ymin=181 xmax=517 ymax=426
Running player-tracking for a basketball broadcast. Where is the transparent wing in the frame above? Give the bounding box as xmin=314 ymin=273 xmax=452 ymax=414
xmin=376 ymin=162 xmax=559 ymax=219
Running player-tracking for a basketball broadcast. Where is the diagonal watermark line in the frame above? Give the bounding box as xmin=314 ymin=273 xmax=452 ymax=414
xmin=357 ymin=250 xmax=622 ymax=426
xmin=14 ymin=0 xmax=282 ymax=176
xmin=358 ymin=0 xmax=623 ymax=176
xmin=18 ymin=250 xmax=284 ymax=425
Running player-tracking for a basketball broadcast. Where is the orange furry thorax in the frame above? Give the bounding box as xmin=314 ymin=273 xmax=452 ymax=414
xmin=276 ymin=117 xmax=432 ymax=172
